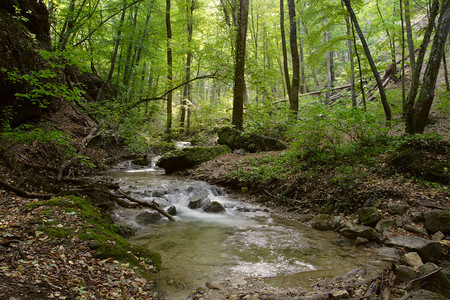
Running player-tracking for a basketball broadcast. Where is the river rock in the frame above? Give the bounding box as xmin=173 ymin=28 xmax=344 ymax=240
xmin=404 ymin=224 xmax=428 ymax=236
xmin=312 ymin=214 xmax=331 ymax=231
xmin=385 ymin=236 xmax=442 ymax=262
xmin=136 ymin=211 xmax=161 ymax=225
xmin=217 ymin=127 xmax=287 ymax=153
xmin=377 ymin=247 xmax=400 ymax=261
xmin=387 ymin=201 xmax=409 ymax=215
xmin=357 ymin=207 xmax=380 ymax=225
xmin=432 ymin=231 xmax=445 ymax=241
xmin=419 ymin=265 xmax=450 ymax=298
xmin=188 ymin=192 xmax=210 ymax=209
xmin=203 ymin=201 xmax=225 ymax=213
xmin=156 ymin=145 xmax=231 ymax=174
xmin=424 ymin=210 xmax=450 ymax=234
xmin=166 ymin=205 xmax=177 ymax=216
xmin=340 ymin=223 xmax=378 ymax=241
xmin=404 ymin=252 xmax=423 ymax=268
xmin=355 ymin=237 xmax=369 ymax=245
xmin=375 ymin=219 xmax=395 ymax=232
xmin=396 ymin=265 xmax=419 ymax=282
xmin=330 ymin=216 xmax=342 ymax=230
xmin=331 ymin=289 xmax=350 ymax=299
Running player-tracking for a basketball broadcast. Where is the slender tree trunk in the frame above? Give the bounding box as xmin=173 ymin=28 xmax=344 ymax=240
xmin=280 ymin=0 xmax=291 ymax=98
xmin=232 ymin=0 xmax=249 ymax=130
xmin=324 ymin=19 xmax=332 ymax=105
xmin=376 ymin=0 xmax=397 ymax=77
xmin=287 ymin=0 xmax=299 ymax=113
xmin=351 ymin=11 xmax=366 ymax=109
xmin=123 ymin=6 xmax=139 ymax=87
xmin=96 ymin=2 xmax=127 ymax=102
xmin=166 ymin=0 xmax=173 ymax=136
xmin=181 ymin=0 xmax=195 ymax=130
xmin=404 ymin=0 xmax=416 ymax=74
xmin=443 ymin=49 xmax=450 ymax=91
xmin=344 ymin=10 xmax=356 ymax=107
xmin=343 ymin=0 xmax=391 ymax=121
xmin=409 ymin=0 xmax=450 ymax=134
xmin=400 ymin=0 xmax=407 ymax=114
xmin=404 ymin=0 xmax=440 ymax=134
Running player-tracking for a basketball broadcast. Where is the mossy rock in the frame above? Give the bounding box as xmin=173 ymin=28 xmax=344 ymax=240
xmin=156 ymin=145 xmax=231 ymax=174
xmin=217 ymin=127 xmax=287 ymax=153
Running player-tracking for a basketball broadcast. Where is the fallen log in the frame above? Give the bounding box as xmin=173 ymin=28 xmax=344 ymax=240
xmin=115 ymin=190 xmax=175 ymax=222
xmin=0 ymin=178 xmax=52 ymax=200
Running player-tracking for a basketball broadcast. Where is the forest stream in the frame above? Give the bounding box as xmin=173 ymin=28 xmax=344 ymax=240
xmin=108 ymin=144 xmax=386 ymax=299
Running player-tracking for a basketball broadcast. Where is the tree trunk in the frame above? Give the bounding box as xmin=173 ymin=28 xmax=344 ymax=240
xmin=287 ymin=0 xmax=299 ymax=113
xmin=343 ymin=0 xmax=391 ymax=121
xmin=181 ymin=0 xmax=195 ymax=130
xmin=404 ymin=0 xmax=440 ymax=133
xmin=166 ymin=0 xmax=173 ymax=136
xmin=351 ymin=18 xmax=366 ymax=109
xmin=409 ymin=0 xmax=449 ymax=134
xmin=345 ymin=12 xmax=356 ymax=107
xmin=232 ymin=0 xmax=249 ymax=130
xmin=280 ymin=0 xmax=291 ymax=98
xmin=96 ymin=2 xmax=127 ymax=102
xmin=324 ymin=19 xmax=332 ymax=105
xmin=400 ymin=0 xmax=406 ymax=113
xmin=404 ymin=0 xmax=416 ymax=74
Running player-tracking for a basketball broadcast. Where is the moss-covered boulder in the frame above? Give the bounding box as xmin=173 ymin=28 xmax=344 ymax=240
xmin=357 ymin=207 xmax=381 ymax=225
xmin=217 ymin=127 xmax=287 ymax=153
xmin=156 ymin=145 xmax=231 ymax=174
xmin=388 ymin=136 xmax=449 ymax=184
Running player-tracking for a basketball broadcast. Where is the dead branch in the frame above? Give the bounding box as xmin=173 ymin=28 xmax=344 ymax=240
xmin=57 ymin=126 xmax=99 ymax=180
xmin=127 ymin=72 xmax=218 ymax=111
xmin=115 ymin=190 xmax=175 ymax=221
xmin=273 ymin=84 xmax=352 ymax=105
xmin=0 ymin=178 xmax=52 ymax=199
xmin=403 ymin=267 xmax=442 ymax=291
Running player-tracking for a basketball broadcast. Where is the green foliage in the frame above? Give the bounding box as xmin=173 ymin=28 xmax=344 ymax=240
xmin=435 ymin=89 xmax=450 ymax=114
xmin=244 ymin=100 xmax=293 ymax=139
xmin=287 ymin=103 xmax=393 ymax=161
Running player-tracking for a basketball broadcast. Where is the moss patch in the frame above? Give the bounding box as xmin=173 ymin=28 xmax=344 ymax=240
xmin=27 ymin=195 xmax=161 ymax=271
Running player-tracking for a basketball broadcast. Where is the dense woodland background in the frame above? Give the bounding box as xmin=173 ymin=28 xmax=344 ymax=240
xmin=0 ymin=0 xmax=448 ymax=153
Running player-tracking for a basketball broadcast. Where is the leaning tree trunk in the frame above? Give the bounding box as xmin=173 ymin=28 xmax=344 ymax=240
xmin=404 ymin=0 xmax=416 ymax=74
xmin=409 ymin=0 xmax=450 ymax=134
xmin=343 ymin=0 xmax=391 ymax=121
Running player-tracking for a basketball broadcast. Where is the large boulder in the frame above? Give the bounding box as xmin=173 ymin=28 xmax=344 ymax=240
xmin=156 ymin=145 xmax=231 ymax=174
xmin=387 ymin=137 xmax=449 ymax=184
xmin=136 ymin=211 xmax=161 ymax=225
xmin=424 ymin=210 xmax=450 ymax=234
xmin=357 ymin=207 xmax=380 ymax=225
xmin=385 ymin=236 xmax=442 ymax=263
xmin=203 ymin=201 xmax=226 ymax=213
xmin=187 ymin=192 xmax=210 ymax=209
xmin=340 ymin=223 xmax=379 ymax=241
xmin=217 ymin=127 xmax=287 ymax=153
xmin=312 ymin=214 xmax=331 ymax=231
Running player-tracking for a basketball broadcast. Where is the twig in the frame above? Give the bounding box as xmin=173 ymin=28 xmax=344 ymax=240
xmin=403 ymin=267 xmax=442 ymax=291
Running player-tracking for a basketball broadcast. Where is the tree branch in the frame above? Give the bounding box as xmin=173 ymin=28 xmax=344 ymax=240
xmin=126 ymin=72 xmax=218 ymax=111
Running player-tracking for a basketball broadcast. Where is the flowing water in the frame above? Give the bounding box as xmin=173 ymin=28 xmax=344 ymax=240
xmin=109 ymin=152 xmax=385 ymax=299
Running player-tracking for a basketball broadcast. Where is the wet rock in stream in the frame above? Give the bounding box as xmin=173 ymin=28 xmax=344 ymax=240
xmin=203 ymin=201 xmax=225 ymax=213
xmin=136 ymin=211 xmax=161 ymax=225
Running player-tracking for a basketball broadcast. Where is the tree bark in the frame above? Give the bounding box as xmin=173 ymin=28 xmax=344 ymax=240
xmin=404 ymin=0 xmax=416 ymax=74
xmin=410 ymin=0 xmax=450 ymax=134
xmin=166 ymin=0 xmax=173 ymax=136
xmin=287 ymin=0 xmax=299 ymax=114
xmin=232 ymin=0 xmax=249 ymax=130
xmin=181 ymin=0 xmax=195 ymax=130
xmin=345 ymin=11 xmax=356 ymax=107
xmin=324 ymin=19 xmax=332 ymax=105
xmin=96 ymin=2 xmax=127 ymax=102
xmin=404 ymin=0 xmax=440 ymax=133
xmin=343 ymin=0 xmax=391 ymax=121
xmin=280 ymin=0 xmax=291 ymax=98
